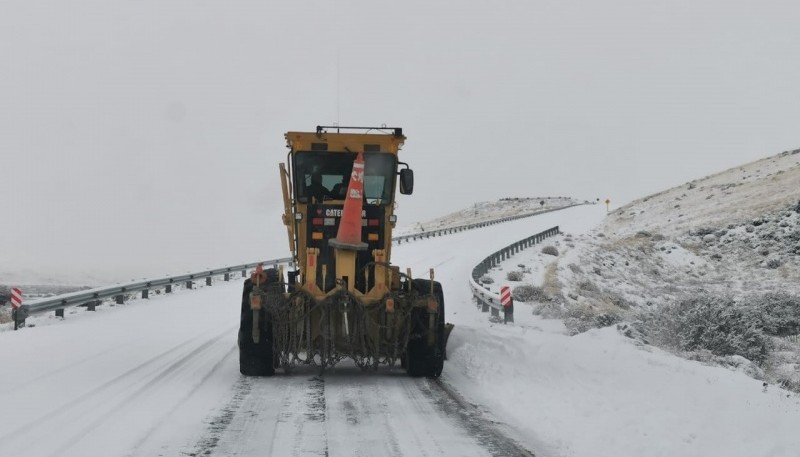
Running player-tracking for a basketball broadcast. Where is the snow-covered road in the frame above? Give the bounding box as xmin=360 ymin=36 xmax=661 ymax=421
xmin=0 ymin=207 xmax=593 ymax=457
xmin=192 ymin=368 xmax=532 ymax=457
xmin=9 ymin=204 xmax=796 ymax=457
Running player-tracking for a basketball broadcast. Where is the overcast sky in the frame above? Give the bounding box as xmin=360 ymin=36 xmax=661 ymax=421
xmin=2 ymin=0 xmax=799 ymax=284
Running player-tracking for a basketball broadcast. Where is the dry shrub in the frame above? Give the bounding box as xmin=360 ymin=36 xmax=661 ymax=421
xmin=506 ymin=270 xmax=525 ymax=281
xmin=541 ymin=245 xmax=559 ymax=256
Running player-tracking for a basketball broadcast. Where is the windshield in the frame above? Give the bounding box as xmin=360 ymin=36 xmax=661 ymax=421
xmin=294 ymin=151 xmax=396 ymax=205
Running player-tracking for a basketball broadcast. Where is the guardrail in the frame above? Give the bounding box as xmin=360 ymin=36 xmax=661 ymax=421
xmin=10 ymin=204 xmax=576 ymax=329
xmin=13 ymin=258 xmax=291 ymax=327
xmin=393 ymin=204 xmax=578 ymax=245
xmin=468 ymin=226 xmax=560 ymax=321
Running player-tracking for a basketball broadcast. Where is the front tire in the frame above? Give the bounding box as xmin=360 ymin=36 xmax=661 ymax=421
xmin=406 ymin=279 xmax=445 ymax=378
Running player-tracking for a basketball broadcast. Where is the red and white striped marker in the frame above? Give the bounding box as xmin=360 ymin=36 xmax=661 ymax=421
xmin=10 ymin=287 xmax=22 ymax=309
xmin=500 ymin=286 xmax=512 ymax=308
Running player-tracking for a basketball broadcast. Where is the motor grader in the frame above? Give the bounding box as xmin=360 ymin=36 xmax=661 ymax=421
xmin=238 ymin=126 xmax=449 ymax=377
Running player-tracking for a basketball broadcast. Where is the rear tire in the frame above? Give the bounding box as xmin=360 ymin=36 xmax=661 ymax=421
xmin=406 ymin=279 xmax=445 ymax=378
xmin=238 ymin=326 xmax=274 ymax=376
xmin=238 ymin=279 xmax=275 ymax=376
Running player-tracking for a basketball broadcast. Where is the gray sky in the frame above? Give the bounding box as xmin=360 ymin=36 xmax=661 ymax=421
xmin=2 ymin=0 xmax=799 ymax=284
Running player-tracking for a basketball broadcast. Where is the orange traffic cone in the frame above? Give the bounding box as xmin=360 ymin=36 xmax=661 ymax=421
xmin=329 ymin=151 xmax=368 ymax=251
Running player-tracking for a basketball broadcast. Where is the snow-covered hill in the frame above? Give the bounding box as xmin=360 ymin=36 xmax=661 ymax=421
xmin=472 ymin=148 xmax=800 ymax=392
xmin=394 ymin=196 xmax=587 ymax=235
xmin=565 ymin=147 xmax=800 ymax=301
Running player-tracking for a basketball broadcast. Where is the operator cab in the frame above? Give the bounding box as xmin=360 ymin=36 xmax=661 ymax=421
xmin=294 ymin=151 xmax=397 ymax=205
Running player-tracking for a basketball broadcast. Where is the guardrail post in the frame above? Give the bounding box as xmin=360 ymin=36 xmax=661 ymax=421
xmin=491 ymin=307 xmax=499 ymax=317
xmin=224 ymin=273 xmax=230 ymax=281
xmin=142 ymin=289 xmax=149 ymax=299
xmin=481 ymin=301 xmax=489 ymax=312
xmin=504 ymin=307 xmax=514 ymax=323
xmin=166 ymin=284 xmax=172 ymax=293
xmin=206 ymin=277 xmax=212 ymax=286
xmin=87 ymin=300 xmax=97 ymax=311
xmin=242 ymin=269 xmax=247 ymax=278
xmin=116 ymin=295 xmax=124 ymax=305
xmin=186 ymin=281 xmax=193 ymax=289
xmin=13 ymin=306 xmax=28 ymax=330
xmin=55 ymin=308 xmax=64 ymax=318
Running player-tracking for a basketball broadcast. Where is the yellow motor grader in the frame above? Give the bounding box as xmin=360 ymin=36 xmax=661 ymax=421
xmin=239 ymin=126 xmax=449 ymax=377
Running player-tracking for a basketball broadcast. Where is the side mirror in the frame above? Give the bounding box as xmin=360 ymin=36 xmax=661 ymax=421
xmin=399 ymin=168 xmax=414 ymax=195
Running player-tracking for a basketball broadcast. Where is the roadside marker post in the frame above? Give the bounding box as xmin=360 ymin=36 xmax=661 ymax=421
xmin=501 ymin=286 xmax=514 ymax=324
xmin=10 ymin=287 xmax=23 ymax=330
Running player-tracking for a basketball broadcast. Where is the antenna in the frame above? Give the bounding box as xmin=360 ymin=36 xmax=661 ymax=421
xmin=336 ymin=49 xmax=341 ymax=127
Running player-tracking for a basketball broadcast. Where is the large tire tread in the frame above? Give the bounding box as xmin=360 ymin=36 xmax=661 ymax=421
xmin=406 ymin=279 xmax=446 ymax=378
xmin=238 ymin=278 xmax=276 ymax=376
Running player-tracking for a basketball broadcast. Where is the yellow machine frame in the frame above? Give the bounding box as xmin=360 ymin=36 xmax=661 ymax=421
xmin=280 ymin=128 xmax=407 ymax=302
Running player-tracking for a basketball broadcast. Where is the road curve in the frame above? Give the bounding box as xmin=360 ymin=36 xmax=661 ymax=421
xmin=0 ymin=210 xmax=582 ymax=457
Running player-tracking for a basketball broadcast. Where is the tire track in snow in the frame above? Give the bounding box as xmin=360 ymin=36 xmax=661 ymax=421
xmin=317 ymin=368 xmax=498 ymax=457
xmin=425 ymin=378 xmax=536 ymax=457
xmin=0 ymin=326 xmax=234 ymax=457
xmin=190 ymin=372 xmax=330 ymax=457
xmin=124 ymin=342 xmax=238 ymax=457
xmin=0 ymin=334 xmax=201 ymax=444
xmin=398 ymin=378 xmax=447 ymax=456
xmin=292 ymin=376 xmax=329 ymax=456
xmin=324 ymin=373 xmax=403 ymax=457
xmin=5 ymin=341 xmax=131 ymax=392
xmin=191 ymin=366 xmax=528 ymax=456
xmin=51 ymin=326 xmax=237 ymax=457
xmin=186 ymin=376 xmax=254 ymax=457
